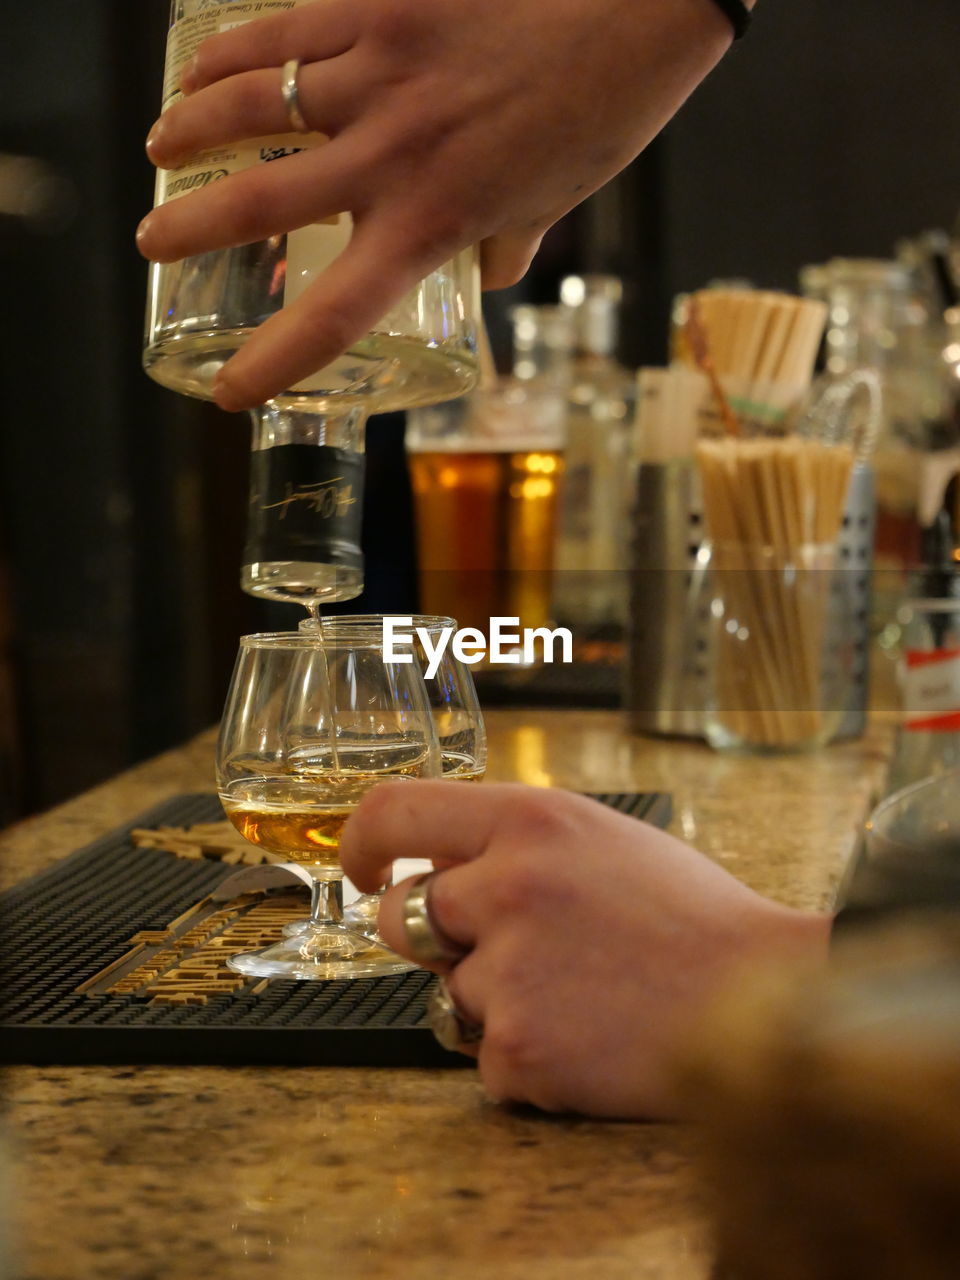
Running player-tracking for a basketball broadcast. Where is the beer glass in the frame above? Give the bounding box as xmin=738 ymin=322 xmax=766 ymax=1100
xmin=216 ymin=629 xmax=440 ymax=979
xmin=297 ymin=615 xmax=487 ymax=936
xmin=406 ymin=387 xmax=566 ymax=642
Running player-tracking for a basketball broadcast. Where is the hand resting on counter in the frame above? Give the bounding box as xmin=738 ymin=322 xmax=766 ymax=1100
xmin=339 ymin=781 xmax=831 ymax=1120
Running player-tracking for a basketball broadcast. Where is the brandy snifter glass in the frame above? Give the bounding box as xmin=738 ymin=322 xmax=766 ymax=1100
xmin=216 ymin=629 xmax=440 ymax=980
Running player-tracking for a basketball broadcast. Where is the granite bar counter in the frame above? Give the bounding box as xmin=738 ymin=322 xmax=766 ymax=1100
xmin=2 ymin=710 xmax=893 ymax=1280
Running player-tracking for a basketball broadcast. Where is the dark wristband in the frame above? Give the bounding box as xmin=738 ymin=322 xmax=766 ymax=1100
xmin=707 ymin=0 xmax=752 ymax=39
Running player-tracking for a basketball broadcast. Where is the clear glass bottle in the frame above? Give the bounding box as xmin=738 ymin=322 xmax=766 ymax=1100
xmin=551 ymin=274 xmax=635 ymax=633
xmin=143 ymin=0 xmax=480 ymax=605
xmin=886 ymin=514 xmax=960 ymax=795
xmin=510 ymin=302 xmax=576 ymax=391
xmin=799 ymin=258 xmax=952 ymax=573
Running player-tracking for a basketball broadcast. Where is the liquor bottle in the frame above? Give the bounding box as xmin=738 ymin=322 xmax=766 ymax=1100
xmin=551 ymin=274 xmax=635 ymax=633
xmin=885 ymin=511 xmax=960 ymax=795
xmin=798 ymin=258 xmax=948 ymax=575
xmin=143 ymin=0 xmax=480 ymax=604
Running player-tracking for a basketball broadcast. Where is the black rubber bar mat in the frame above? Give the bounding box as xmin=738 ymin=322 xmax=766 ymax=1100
xmin=0 ymin=790 xmax=671 ymax=1067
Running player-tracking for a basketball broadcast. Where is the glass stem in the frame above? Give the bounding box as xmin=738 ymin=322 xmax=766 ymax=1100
xmin=308 ymin=872 xmax=344 ymax=928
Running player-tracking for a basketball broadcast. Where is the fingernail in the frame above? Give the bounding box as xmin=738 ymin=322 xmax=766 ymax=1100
xmin=135 ymin=214 xmax=153 ymax=247
xmin=145 ymin=120 xmax=164 ymax=159
xmin=179 ymin=58 xmax=197 ymax=92
xmin=213 ymin=372 xmax=244 ymax=413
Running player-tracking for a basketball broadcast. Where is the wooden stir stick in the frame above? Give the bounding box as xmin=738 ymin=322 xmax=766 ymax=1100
xmin=685 ymin=296 xmax=741 ymax=438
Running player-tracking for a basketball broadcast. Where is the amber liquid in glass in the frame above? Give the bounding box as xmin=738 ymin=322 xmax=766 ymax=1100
xmin=221 ymin=770 xmax=420 ymax=866
xmin=223 ymin=799 xmax=352 ymax=868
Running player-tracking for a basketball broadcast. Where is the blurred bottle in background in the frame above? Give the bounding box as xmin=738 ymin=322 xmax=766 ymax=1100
xmin=551 ymin=274 xmax=635 ymax=638
xmin=886 ymin=510 xmax=960 ymax=797
xmin=799 ymin=256 xmax=960 ymax=578
xmin=896 ymin=230 xmax=960 ymax=557
xmin=405 ymin=306 xmax=571 ymax=644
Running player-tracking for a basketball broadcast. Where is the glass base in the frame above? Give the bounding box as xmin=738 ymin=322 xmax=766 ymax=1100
xmin=281 ymin=893 xmax=384 ymax=943
xmin=226 ymin=921 xmax=416 ymax=980
xmin=343 ymin=892 xmax=384 ymax=939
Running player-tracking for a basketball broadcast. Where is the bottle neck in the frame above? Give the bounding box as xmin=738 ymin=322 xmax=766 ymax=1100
xmin=510 ymin=305 xmax=574 ymax=384
xmin=250 ymin=403 xmax=367 ymax=452
xmin=560 ymin=274 xmax=623 ymax=358
xmin=242 ymin=402 xmax=368 ymax=606
xmin=576 ymin=300 xmax=619 ymax=359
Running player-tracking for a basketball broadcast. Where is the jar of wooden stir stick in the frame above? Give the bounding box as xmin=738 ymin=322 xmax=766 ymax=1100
xmin=697 ymin=436 xmax=855 ymax=752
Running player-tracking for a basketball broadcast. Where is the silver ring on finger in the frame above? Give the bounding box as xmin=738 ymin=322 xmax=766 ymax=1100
xmin=280 ymin=58 xmax=311 ymax=134
xmin=428 ymin=975 xmax=484 ymax=1052
xmin=401 ymin=871 xmax=469 ymax=968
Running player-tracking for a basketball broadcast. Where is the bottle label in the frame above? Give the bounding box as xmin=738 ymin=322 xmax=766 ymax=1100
xmin=154 ymin=1 xmax=350 ymax=254
xmin=245 ymin=444 xmax=365 ymax=569
xmin=903 ymin=647 xmax=960 ymax=731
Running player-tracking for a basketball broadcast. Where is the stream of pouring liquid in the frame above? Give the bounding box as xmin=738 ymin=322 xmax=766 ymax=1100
xmin=303 ymin=600 xmax=340 ymax=773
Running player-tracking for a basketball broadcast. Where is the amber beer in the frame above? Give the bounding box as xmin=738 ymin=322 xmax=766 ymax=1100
xmin=407 ymin=443 xmax=564 ymax=636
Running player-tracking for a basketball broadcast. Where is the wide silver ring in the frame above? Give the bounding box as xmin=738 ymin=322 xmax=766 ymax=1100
xmin=401 ymin=872 xmax=469 ymax=967
xmin=427 ymin=976 xmax=484 ymax=1052
xmin=280 ymin=58 xmax=311 ymax=134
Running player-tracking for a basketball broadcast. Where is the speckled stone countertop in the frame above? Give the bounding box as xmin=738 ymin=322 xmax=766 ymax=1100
xmin=2 ymin=711 xmax=893 ymax=1280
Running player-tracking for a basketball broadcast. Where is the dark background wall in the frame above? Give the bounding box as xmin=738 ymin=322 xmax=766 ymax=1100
xmin=0 ymin=0 xmax=957 ymax=820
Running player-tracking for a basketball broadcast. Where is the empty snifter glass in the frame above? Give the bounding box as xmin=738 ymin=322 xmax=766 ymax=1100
xmin=216 ymin=629 xmax=440 ymax=980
